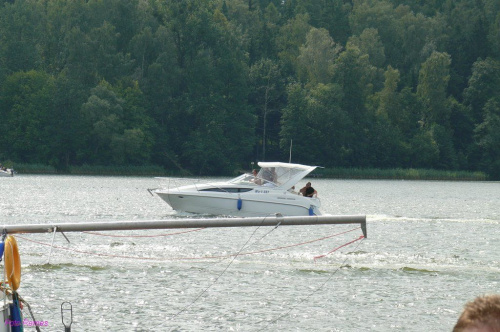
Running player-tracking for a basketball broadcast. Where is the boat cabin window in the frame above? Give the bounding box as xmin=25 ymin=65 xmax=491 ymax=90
xmin=200 ymin=188 xmax=253 ymax=193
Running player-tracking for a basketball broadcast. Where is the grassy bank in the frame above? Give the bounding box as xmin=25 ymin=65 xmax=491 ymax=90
xmin=315 ymin=167 xmax=489 ymax=181
xmin=11 ymin=163 xmax=176 ymax=176
xmin=9 ymin=163 xmax=489 ymax=180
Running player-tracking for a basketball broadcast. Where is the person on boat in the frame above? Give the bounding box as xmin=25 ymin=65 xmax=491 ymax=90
xmin=251 ymin=169 xmax=262 ymax=185
xmin=300 ymin=182 xmax=317 ymax=197
xmin=453 ymin=294 xmax=500 ymax=331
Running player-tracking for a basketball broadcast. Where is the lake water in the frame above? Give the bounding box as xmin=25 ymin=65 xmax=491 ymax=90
xmin=0 ymin=175 xmax=498 ymax=331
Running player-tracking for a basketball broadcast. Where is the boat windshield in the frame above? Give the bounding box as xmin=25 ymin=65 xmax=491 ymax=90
xmin=228 ymin=173 xmax=275 ymax=187
xmin=228 ymin=163 xmax=317 ymax=189
xmin=257 ymin=166 xmax=305 ymax=187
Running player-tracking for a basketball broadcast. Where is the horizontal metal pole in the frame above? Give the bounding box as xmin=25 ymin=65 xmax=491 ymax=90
xmin=2 ymin=215 xmax=366 ymax=238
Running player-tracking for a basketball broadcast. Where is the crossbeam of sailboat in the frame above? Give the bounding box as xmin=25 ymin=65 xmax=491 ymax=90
xmin=2 ymin=215 xmax=367 ymax=238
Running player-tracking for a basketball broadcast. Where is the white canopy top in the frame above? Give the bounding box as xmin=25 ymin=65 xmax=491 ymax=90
xmin=256 ymin=162 xmax=318 ymax=189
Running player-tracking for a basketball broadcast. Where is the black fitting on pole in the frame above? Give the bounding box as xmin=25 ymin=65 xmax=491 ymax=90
xmin=61 ymin=302 xmax=73 ymax=332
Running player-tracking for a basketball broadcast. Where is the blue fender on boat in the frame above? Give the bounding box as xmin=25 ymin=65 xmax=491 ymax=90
xmin=237 ymin=197 xmax=243 ymax=210
xmin=10 ymin=294 xmax=23 ymax=332
xmin=0 ymin=241 xmax=4 ymax=258
xmin=309 ymin=206 xmax=314 ymax=216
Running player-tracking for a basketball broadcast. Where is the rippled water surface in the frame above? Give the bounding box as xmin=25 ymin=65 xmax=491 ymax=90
xmin=0 ymin=175 xmax=498 ymax=331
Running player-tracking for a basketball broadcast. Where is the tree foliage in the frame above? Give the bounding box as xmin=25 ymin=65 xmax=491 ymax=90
xmin=0 ymin=0 xmax=498 ymax=177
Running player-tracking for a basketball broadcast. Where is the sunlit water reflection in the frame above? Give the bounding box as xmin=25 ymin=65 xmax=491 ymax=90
xmin=0 ymin=175 xmax=498 ymax=331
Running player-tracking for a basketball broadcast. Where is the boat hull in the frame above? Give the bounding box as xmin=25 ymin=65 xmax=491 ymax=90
xmin=156 ymin=191 xmax=321 ymax=217
xmin=0 ymin=169 xmax=14 ymax=177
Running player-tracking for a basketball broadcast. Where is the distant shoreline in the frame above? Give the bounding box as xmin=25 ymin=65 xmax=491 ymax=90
xmin=7 ymin=163 xmax=489 ymax=181
xmin=315 ymin=167 xmax=488 ymax=181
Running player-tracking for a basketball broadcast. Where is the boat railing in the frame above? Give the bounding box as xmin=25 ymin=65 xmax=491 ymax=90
xmin=153 ymin=177 xmax=203 ymax=192
xmin=155 ymin=177 xmax=242 ymax=194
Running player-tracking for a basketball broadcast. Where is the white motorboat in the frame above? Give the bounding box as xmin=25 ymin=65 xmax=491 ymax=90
xmin=153 ymin=162 xmax=322 ymax=217
xmin=0 ymin=168 xmax=14 ymax=177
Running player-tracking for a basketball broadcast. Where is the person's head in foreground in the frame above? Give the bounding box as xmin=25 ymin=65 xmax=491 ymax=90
xmin=453 ymin=294 xmax=500 ymax=332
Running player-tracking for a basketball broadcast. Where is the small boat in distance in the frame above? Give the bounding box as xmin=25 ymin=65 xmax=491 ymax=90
xmin=153 ymin=162 xmax=322 ymax=217
xmin=0 ymin=166 xmax=14 ymax=177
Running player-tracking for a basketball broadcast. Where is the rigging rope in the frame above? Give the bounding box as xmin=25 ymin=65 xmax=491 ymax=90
xmin=15 ymin=227 xmax=361 ymax=262
xmin=261 ymin=235 xmax=366 ymax=330
xmin=167 ymin=215 xmax=270 ymax=322
xmin=313 ymin=235 xmax=365 ymax=261
xmin=81 ymin=228 xmax=205 ymax=238
xmin=14 ymin=225 xmax=365 ymax=331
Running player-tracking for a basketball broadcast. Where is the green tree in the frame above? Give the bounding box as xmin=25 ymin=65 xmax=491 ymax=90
xmin=80 ymin=80 xmax=153 ymax=165
xmin=63 ymin=26 xmax=96 ymax=88
xmin=115 ymin=80 xmax=154 ymax=164
xmin=375 ymin=65 xmax=399 ymax=120
xmin=297 ymin=27 xmax=341 ymax=85
xmin=130 ymin=27 xmax=155 ymax=80
xmin=306 ymin=83 xmax=352 ymax=166
xmin=396 ymin=7 xmax=446 ymax=88
xmin=489 ymin=12 xmax=500 ymax=58
xmin=463 ymin=58 xmax=500 ymax=124
xmin=331 ymin=44 xmax=378 ymax=166
xmin=397 ymin=87 xmax=424 ymax=140
xmin=332 ymin=44 xmax=376 ymax=126
xmin=276 ymin=13 xmax=311 ymax=76
xmin=368 ymin=66 xmax=409 ymax=167
xmin=140 ymin=23 xmax=185 ymax=170
xmin=88 ymin=21 xmax=133 ymax=82
xmin=154 ymin=1 xmax=255 ymax=174
xmin=417 ymin=51 xmax=458 ymax=168
xmin=409 ymin=130 xmax=439 ymax=168
xmin=417 ymin=51 xmax=451 ymax=127
xmin=443 ymin=0 xmax=490 ymax=95
xmin=0 ymin=0 xmax=45 ymax=77
xmin=463 ymin=58 xmax=500 ymax=171
xmin=48 ymin=74 xmax=88 ymax=169
xmin=349 ymin=1 xmax=446 ymax=88
xmin=349 ymin=0 xmax=398 ymax=66
xmin=0 ymin=70 xmax=55 ymax=163
xmin=448 ymin=97 xmax=475 ymax=169
xmin=369 ymin=116 xmax=407 ymax=167
xmin=249 ymin=58 xmax=284 ymax=161
xmin=474 ymin=97 xmax=500 ymax=179
xmin=280 ymin=83 xmax=315 ymax=164
xmin=293 ymin=0 xmax=351 ymax=45
xmin=80 ymin=81 xmax=125 ymax=163
xmin=348 ymin=28 xmax=386 ymax=68
xmin=431 ymin=124 xmax=458 ymax=169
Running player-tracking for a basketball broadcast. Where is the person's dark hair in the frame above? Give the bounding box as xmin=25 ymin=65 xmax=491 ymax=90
xmin=453 ymin=295 xmax=500 ymax=332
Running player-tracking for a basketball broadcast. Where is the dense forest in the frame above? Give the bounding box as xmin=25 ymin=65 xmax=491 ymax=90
xmin=0 ymin=0 xmax=499 ymax=178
